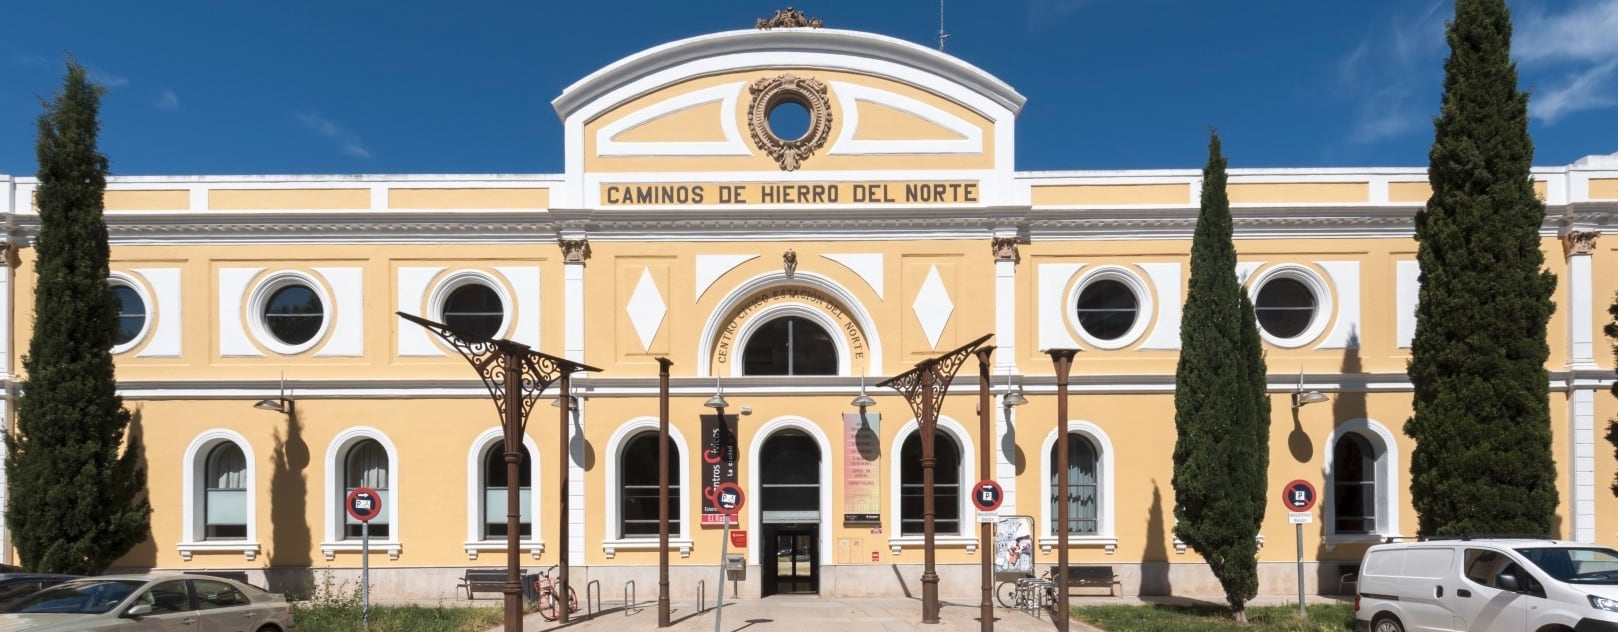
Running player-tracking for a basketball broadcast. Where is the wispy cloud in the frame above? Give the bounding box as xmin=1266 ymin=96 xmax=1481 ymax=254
xmin=1516 ymin=0 xmax=1618 ymax=123
xmin=155 ymin=89 xmax=179 ymax=110
xmin=297 ymin=111 xmax=371 ymax=158
xmin=86 ymin=67 xmax=128 ymax=88
xmin=1024 ymin=0 xmax=1097 ymax=30
xmin=10 ymin=53 xmax=52 ymax=71
xmin=1333 ymin=1 xmax=1447 ymax=145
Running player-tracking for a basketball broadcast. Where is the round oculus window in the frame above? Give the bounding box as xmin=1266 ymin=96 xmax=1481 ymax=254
xmin=765 ymin=99 xmax=812 ymax=142
xmin=263 ymin=284 xmax=324 ymax=346
xmin=112 ymin=285 xmax=147 ymax=347
xmin=1255 ymin=277 xmax=1317 ymax=340
xmin=442 ymin=283 xmax=504 ymax=340
xmin=1075 ymin=279 xmax=1139 ymax=341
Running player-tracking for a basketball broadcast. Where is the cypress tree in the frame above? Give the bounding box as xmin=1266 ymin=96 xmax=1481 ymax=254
xmin=1406 ymin=0 xmax=1557 ymax=537
xmin=1605 ymin=295 xmax=1618 ymax=499
xmin=1172 ymin=131 xmax=1270 ymax=622
xmin=4 ymin=60 xmax=151 ymax=574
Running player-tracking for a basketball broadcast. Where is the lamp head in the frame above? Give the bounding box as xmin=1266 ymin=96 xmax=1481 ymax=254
xmin=1291 ymin=390 xmax=1330 ymax=408
xmin=253 ymin=399 xmax=286 ymax=413
xmin=850 ymin=393 xmax=876 ymax=408
xmin=1001 ymin=390 xmax=1029 ymax=407
xmin=705 ymin=393 xmax=729 ymax=409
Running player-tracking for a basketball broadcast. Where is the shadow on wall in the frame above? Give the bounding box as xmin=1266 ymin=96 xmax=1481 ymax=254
xmin=1140 ymin=480 xmax=1171 ymax=596
xmin=266 ymin=407 xmax=312 ymax=597
xmin=115 ymin=405 xmax=159 ymax=569
xmin=1313 ymin=329 xmax=1371 ymax=594
xmin=569 ymin=409 xmax=595 ymax=471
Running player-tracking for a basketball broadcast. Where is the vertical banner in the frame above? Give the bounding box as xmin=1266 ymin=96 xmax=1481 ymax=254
xmin=842 ymin=412 xmax=881 ymax=523
xmin=993 ymin=515 xmax=1035 ymax=576
xmin=700 ymin=413 xmax=739 ymax=526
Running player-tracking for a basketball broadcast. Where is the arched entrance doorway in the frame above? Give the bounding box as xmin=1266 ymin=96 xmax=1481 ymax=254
xmin=759 ymin=430 xmax=821 ymax=595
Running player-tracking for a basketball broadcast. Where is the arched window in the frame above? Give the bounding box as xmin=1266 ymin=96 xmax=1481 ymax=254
xmin=482 ymin=441 xmax=532 ymax=538
xmin=620 ymin=433 xmax=680 ymax=538
xmin=344 ymin=439 xmax=389 ymax=539
xmin=900 ymin=432 xmax=960 ymax=536
xmin=1332 ymin=433 xmax=1376 ymax=534
xmin=204 ymin=443 xmax=248 ymax=540
xmin=1049 ymin=434 xmax=1099 ymax=535
xmin=742 ymin=316 xmax=837 ymax=376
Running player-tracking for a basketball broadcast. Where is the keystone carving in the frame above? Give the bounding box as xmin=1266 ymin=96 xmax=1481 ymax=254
xmin=748 ymin=74 xmax=832 ymax=171
xmin=991 ymin=237 xmax=1020 ymax=263
xmin=1562 ymin=230 xmax=1599 ymax=256
xmin=783 ymin=249 xmax=798 ymax=278
xmin=756 ymin=7 xmax=823 ymax=30
xmin=558 ymin=238 xmax=591 ymax=264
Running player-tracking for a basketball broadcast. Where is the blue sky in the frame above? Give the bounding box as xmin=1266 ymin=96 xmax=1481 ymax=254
xmin=1 ymin=1 xmax=1615 ymax=176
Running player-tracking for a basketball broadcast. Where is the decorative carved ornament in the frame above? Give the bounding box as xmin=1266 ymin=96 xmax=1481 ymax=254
xmin=783 ymin=249 xmax=798 ymax=278
xmin=756 ymin=7 xmax=823 ymax=30
xmin=558 ymin=238 xmax=591 ymax=263
xmin=991 ymin=237 xmax=1019 ymax=263
xmin=748 ymin=74 xmax=833 ymax=172
xmin=1562 ymin=230 xmax=1599 ymax=256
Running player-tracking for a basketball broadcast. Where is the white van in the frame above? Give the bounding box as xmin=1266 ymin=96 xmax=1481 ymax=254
xmin=1354 ymin=538 xmax=1618 ymax=632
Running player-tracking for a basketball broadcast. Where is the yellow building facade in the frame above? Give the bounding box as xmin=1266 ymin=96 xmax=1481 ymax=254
xmin=1 ymin=21 xmax=1616 ymax=600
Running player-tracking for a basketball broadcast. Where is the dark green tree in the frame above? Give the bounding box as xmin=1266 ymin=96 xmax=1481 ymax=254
xmin=1405 ymin=0 xmax=1558 ymax=537
xmin=1172 ymin=131 xmax=1270 ymax=623
xmin=1605 ymin=294 xmax=1618 ymax=499
xmin=4 ymin=60 xmax=151 ymax=574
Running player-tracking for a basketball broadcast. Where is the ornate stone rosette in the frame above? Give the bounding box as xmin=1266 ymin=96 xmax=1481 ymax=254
xmin=748 ymin=74 xmax=832 ymax=171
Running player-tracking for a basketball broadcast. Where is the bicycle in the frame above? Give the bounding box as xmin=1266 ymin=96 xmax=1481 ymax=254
xmin=532 ymin=564 xmax=580 ymax=622
xmin=995 ymin=568 xmax=1057 ymax=611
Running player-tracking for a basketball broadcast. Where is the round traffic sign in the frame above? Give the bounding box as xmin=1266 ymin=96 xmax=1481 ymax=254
xmin=346 ymin=486 xmax=383 ymax=523
xmin=714 ymin=482 xmax=745 ymax=516
xmin=1281 ymin=479 xmax=1317 ymax=513
xmin=971 ymin=479 xmax=1004 ymax=512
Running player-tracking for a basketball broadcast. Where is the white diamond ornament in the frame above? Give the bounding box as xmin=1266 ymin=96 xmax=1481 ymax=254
xmin=626 ymin=268 xmax=667 ymax=351
xmin=912 ymin=265 xmax=953 ymax=350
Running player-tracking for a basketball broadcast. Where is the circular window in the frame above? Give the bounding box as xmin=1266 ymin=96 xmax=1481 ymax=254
xmin=108 ymin=274 xmax=153 ymax=354
xmin=443 ymin=283 xmax=504 ymax=340
xmin=1248 ymin=265 xmax=1333 ymax=347
xmin=264 ymin=285 xmax=324 ymax=346
xmin=766 ymin=99 xmax=811 ymax=141
xmin=1076 ymin=279 xmax=1138 ymax=341
xmin=1066 ymin=266 xmax=1154 ymax=350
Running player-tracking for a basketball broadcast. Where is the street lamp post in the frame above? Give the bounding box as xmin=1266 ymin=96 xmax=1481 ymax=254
xmin=879 ymin=333 xmax=993 ymax=624
xmin=973 ymin=347 xmax=996 ymax=632
xmin=1047 ymin=349 xmax=1079 ymax=632
xmin=398 ymin=312 xmax=601 ymax=631
xmin=657 ymin=357 xmax=673 ymax=628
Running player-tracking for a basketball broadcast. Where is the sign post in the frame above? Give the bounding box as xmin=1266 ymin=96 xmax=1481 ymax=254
xmin=972 ymin=479 xmax=1003 ymax=630
xmin=711 ymin=482 xmax=744 ymax=632
xmin=346 ymin=487 xmax=383 ymax=630
xmin=1280 ymin=480 xmax=1317 ymax=617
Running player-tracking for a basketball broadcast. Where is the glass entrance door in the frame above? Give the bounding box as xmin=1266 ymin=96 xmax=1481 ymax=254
xmin=768 ymin=526 xmax=817 ymax=594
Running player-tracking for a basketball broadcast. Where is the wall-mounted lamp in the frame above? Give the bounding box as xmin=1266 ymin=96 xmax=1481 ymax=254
xmin=1001 ymin=372 xmax=1028 ymax=408
xmin=704 ymin=376 xmax=729 ymax=410
xmin=252 ymin=374 xmax=294 ymax=415
xmin=550 ymin=394 xmax=580 ymax=408
xmin=851 ymin=373 xmax=876 ymax=409
xmin=1291 ymin=367 xmax=1330 ymax=409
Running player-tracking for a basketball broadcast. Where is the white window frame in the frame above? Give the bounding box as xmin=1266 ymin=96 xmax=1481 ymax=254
xmin=745 ymin=417 xmax=834 ymax=565
xmin=464 ymin=427 xmax=544 ymax=560
xmin=728 ymin=303 xmax=851 ymax=377
xmin=322 ymin=427 xmax=401 ymax=560
xmin=1324 ymin=418 xmax=1401 ymax=548
xmin=888 ymin=416 xmax=977 ymax=554
xmin=602 ymin=417 xmax=692 ymax=558
xmin=429 ymin=270 xmax=513 ymax=341
xmin=108 ymin=272 xmax=154 ymax=355
xmin=246 ymin=270 xmax=332 ymax=355
xmin=1038 ymin=421 xmax=1117 ymax=554
xmin=1247 ymin=264 xmax=1333 ymax=348
xmin=178 ymin=430 xmax=260 ymax=561
xmin=1065 ymin=265 xmax=1153 ymax=350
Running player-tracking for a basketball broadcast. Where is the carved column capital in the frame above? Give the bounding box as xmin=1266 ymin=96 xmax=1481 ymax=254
xmin=558 ymin=238 xmax=591 ymax=264
xmin=1562 ymin=230 xmax=1599 ymax=257
xmin=991 ymin=237 xmax=1020 ymax=263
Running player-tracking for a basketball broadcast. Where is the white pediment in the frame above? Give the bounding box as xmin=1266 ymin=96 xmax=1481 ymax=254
xmin=596 ymin=83 xmax=750 ymax=157
xmin=827 ymin=82 xmax=982 ymax=155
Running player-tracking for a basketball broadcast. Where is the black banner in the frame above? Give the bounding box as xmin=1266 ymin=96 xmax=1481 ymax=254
xmin=699 ymin=413 xmax=739 ymax=525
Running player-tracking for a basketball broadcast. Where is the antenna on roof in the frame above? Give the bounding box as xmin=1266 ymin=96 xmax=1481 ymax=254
xmin=938 ymin=0 xmax=949 ymax=51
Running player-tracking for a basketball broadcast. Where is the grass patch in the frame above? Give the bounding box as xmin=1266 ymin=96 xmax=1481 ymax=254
xmin=1072 ymin=602 xmax=1355 ymax=631
xmin=292 ymin=603 xmax=504 ymax=632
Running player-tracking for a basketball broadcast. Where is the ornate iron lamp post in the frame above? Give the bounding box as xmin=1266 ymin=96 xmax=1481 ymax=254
xmin=879 ymin=333 xmax=993 ymax=624
xmin=398 ymin=312 xmax=601 ymax=631
xmin=1047 ymin=348 xmax=1079 ymax=632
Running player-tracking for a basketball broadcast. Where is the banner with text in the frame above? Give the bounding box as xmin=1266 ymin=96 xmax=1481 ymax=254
xmin=842 ymin=412 xmax=881 ymax=523
xmin=601 ymin=181 xmax=981 ymax=207
xmin=699 ymin=413 xmax=740 ymax=526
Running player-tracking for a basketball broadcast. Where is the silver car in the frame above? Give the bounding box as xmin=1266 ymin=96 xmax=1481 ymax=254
xmin=0 ymin=573 xmax=293 ymax=631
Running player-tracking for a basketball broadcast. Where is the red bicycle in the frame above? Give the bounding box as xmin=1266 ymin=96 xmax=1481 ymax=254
xmin=533 ymin=564 xmax=579 ymax=621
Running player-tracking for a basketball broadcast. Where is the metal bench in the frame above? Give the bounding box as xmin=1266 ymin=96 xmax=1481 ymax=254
xmin=1052 ymin=565 xmax=1120 ymax=596
xmin=458 ymin=569 xmax=508 ymax=599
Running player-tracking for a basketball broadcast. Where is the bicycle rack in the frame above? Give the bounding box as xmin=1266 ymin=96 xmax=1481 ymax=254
xmin=624 ymin=579 xmax=637 ymax=615
xmin=585 ymin=580 xmax=602 ymax=620
xmin=696 ymin=579 xmax=706 ymax=613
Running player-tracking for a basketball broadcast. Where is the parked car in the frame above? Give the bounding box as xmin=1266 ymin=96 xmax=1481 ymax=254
xmin=0 ymin=573 xmax=293 ymax=631
xmin=1354 ymin=537 xmax=1618 ymax=632
xmin=0 ymin=575 xmax=79 ymax=612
